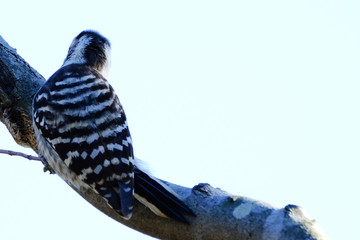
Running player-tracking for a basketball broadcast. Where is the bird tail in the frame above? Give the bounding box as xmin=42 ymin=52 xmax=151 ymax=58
xmin=95 ymin=180 xmax=134 ymax=220
xmin=133 ymin=167 xmax=195 ymax=223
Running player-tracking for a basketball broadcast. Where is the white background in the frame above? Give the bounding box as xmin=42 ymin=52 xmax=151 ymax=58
xmin=1 ymin=1 xmax=359 ymax=239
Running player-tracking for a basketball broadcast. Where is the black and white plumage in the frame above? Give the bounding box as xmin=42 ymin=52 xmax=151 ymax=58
xmin=33 ymin=30 xmax=194 ymax=222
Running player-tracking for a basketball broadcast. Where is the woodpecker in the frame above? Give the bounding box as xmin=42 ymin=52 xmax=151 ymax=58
xmin=33 ymin=30 xmax=194 ymax=222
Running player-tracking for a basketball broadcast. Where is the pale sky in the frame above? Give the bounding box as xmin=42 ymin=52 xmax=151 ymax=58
xmin=1 ymin=1 xmax=359 ymax=239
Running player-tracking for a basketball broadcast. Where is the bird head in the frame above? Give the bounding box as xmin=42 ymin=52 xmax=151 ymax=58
xmin=63 ymin=30 xmax=111 ymax=77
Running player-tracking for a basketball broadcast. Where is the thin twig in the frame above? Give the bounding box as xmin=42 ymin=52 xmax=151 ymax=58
xmin=0 ymin=149 xmax=41 ymax=161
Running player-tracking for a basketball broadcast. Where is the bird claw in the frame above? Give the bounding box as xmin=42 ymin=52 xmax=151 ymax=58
xmin=39 ymin=155 xmax=55 ymax=174
xmin=43 ymin=164 xmax=55 ymax=174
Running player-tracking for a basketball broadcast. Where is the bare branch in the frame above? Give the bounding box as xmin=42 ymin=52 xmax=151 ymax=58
xmin=0 ymin=34 xmax=329 ymax=240
xmin=0 ymin=149 xmax=41 ymax=161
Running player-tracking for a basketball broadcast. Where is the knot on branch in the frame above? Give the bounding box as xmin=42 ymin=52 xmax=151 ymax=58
xmin=192 ymin=183 xmax=213 ymax=195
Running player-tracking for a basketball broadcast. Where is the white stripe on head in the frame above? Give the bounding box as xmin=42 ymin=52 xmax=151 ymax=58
xmin=99 ymin=43 xmax=111 ymax=78
xmin=63 ymin=35 xmax=92 ymax=66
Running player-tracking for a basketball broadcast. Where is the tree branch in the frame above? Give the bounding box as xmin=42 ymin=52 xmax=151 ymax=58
xmin=0 ymin=34 xmax=329 ymax=240
xmin=0 ymin=149 xmax=41 ymax=161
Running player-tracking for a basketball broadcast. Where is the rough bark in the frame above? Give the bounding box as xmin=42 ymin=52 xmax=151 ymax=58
xmin=0 ymin=34 xmax=329 ymax=240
